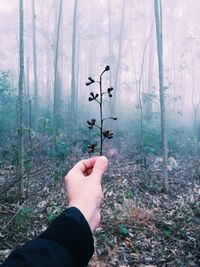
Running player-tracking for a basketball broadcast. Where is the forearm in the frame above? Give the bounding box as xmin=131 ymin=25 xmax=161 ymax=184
xmin=1 ymin=207 xmax=94 ymax=267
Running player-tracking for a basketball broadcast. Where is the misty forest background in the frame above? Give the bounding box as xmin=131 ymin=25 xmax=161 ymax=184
xmin=0 ymin=0 xmax=200 ymax=266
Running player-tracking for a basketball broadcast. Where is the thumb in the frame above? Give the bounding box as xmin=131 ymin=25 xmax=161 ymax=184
xmin=92 ymin=156 xmax=108 ymax=181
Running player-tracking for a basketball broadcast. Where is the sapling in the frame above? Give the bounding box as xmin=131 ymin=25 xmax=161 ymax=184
xmin=86 ymin=65 xmax=117 ymax=155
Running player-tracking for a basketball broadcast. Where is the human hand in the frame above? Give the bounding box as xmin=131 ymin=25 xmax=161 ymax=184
xmin=65 ymin=156 xmax=108 ymax=231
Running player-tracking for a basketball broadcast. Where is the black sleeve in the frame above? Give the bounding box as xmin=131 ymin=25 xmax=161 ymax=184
xmin=1 ymin=207 xmax=94 ymax=267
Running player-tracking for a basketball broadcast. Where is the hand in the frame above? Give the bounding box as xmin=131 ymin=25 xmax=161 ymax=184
xmin=65 ymin=156 xmax=108 ymax=231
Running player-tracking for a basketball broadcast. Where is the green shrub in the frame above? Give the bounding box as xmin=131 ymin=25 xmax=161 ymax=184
xmin=16 ymin=207 xmax=32 ymax=228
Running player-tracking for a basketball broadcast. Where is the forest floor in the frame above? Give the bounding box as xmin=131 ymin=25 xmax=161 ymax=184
xmin=0 ymin=141 xmax=200 ymax=267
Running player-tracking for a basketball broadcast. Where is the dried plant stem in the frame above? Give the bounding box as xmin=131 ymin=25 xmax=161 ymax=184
xmin=100 ymin=72 xmax=103 ymax=156
xmin=86 ymin=66 xmax=116 ymax=154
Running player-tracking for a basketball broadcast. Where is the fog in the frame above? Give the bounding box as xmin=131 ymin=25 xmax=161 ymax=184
xmin=1 ymin=1 xmax=200 ymax=133
xmin=1 ymin=0 xmax=200 ymax=152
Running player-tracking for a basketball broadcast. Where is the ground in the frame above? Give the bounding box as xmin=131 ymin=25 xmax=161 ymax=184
xmin=0 ymin=145 xmax=200 ymax=267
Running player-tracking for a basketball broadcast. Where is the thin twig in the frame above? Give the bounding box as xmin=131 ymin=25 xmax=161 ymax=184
xmin=1 ymin=200 xmax=26 ymax=233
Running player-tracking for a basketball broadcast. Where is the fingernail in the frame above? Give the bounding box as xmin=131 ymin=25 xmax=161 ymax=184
xmin=99 ymin=156 xmax=108 ymax=164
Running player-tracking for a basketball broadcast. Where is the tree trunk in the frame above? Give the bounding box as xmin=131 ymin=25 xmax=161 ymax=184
xmin=154 ymin=0 xmax=168 ymax=191
xmin=138 ymin=24 xmax=153 ymax=164
xmin=46 ymin=37 xmax=51 ymax=110
xmin=75 ymin=38 xmax=80 ymax=129
xmin=32 ymin=0 xmax=38 ymax=129
xmin=107 ymin=0 xmax=113 ymax=119
xmin=113 ymin=0 xmax=126 ymax=114
xmin=144 ymin=3 xmax=155 ymax=120
xmin=53 ymin=0 xmax=63 ymax=135
xmin=191 ymin=58 xmax=200 ymax=147
xmin=18 ymin=0 xmax=25 ymax=199
xmin=26 ymin=59 xmax=32 ymax=151
xmin=107 ymin=0 xmax=112 ymax=88
xmin=44 ymin=6 xmax=52 ymax=113
xmin=70 ymin=0 xmax=78 ymax=135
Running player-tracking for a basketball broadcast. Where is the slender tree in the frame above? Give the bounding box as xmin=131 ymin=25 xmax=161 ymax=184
xmin=191 ymin=57 xmax=200 ymax=144
xmin=145 ymin=4 xmax=155 ymax=120
xmin=113 ymin=0 xmax=126 ymax=113
xmin=45 ymin=33 xmax=51 ymax=110
xmin=53 ymin=0 xmax=63 ymax=135
xmin=154 ymin=0 xmax=168 ymax=191
xmin=44 ymin=3 xmax=52 ymax=111
xmin=107 ymin=0 xmax=113 ymax=119
xmin=17 ymin=0 xmax=25 ymax=199
xmin=70 ymin=0 xmax=78 ymax=131
xmin=26 ymin=59 xmax=32 ymax=150
xmin=32 ymin=0 xmax=38 ymax=129
xmin=137 ymin=24 xmax=153 ymax=164
xmin=107 ymin=0 xmax=112 ymax=88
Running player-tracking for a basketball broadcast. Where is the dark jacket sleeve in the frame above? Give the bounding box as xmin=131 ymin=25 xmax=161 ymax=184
xmin=1 ymin=207 xmax=94 ymax=267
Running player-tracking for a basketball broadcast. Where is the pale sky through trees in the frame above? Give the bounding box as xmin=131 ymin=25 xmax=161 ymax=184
xmin=0 ymin=0 xmax=200 ymax=128
xmin=0 ymin=0 xmax=16 ymax=11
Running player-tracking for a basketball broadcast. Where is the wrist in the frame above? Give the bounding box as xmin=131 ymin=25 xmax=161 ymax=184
xmin=68 ymin=203 xmax=98 ymax=232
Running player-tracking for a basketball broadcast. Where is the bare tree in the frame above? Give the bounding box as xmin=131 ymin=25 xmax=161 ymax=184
xmin=137 ymin=24 xmax=153 ymax=164
xmin=17 ymin=0 xmax=25 ymax=199
xmin=32 ymin=0 xmax=38 ymax=129
xmin=70 ymin=0 xmax=78 ymax=133
xmin=191 ymin=57 xmax=200 ymax=144
xmin=107 ymin=0 xmax=112 ymax=88
xmin=44 ymin=3 xmax=52 ymax=110
xmin=107 ymin=0 xmax=113 ymax=119
xmin=145 ymin=3 xmax=155 ymax=120
xmin=53 ymin=0 xmax=63 ymax=135
xmin=154 ymin=0 xmax=168 ymax=191
xmin=113 ymin=0 xmax=126 ymax=113
xmin=26 ymin=59 xmax=32 ymax=150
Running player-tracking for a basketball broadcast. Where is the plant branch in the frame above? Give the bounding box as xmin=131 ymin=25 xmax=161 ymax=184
xmin=86 ymin=65 xmax=116 ymax=155
xmin=100 ymin=73 xmax=103 ymax=155
xmin=94 ymin=124 xmax=101 ymax=129
xmin=94 ymin=98 xmax=100 ymax=105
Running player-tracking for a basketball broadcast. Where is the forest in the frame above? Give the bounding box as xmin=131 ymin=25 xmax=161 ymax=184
xmin=0 ymin=0 xmax=200 ymax=266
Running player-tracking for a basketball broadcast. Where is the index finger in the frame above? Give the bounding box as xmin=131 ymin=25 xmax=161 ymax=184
xmin=73 ymin=157 xmax=97 ymax=174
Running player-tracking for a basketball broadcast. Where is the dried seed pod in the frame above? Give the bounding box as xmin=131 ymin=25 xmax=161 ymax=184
xmin=103 ymin=130 xmax=113 ymax=139
xmin=87 ymin=120 xmax=92 ymax=125
xmin=91 ymin=118 xmax=96 ymax=124
xmin=88 ymin=77 xmax=94 ymax=82
xmin=88 ymin=144 xmax=96 ymax=153
xmin=88 ymin=97 xmax=93 ymax=101
xmin=103 ymin=130 xmax=109 ymax=138
xmin=90 ymin=92 xmax=94 ymax=97
xmin=107 ymin=87 xmax=114 ymax=93
xmin=108 ymin=132 xmax=113 ymax=139
xmin=105 ymin=65 xmax=110 ymax=71
xmin=95 ymin=93 xmax=99 ymax=98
